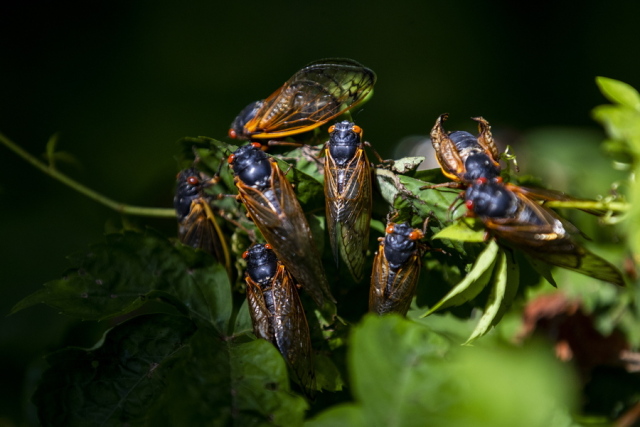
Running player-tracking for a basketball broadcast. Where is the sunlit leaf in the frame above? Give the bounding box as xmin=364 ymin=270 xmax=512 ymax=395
xmin=433 ymin=219 xmax=486 ymax=242
xmin=465 ymin=249 xmax=509 ymax=344
xmin=422 ymin=240 xmax=500 ymax=316
xmin=596 ymin=76 xmax=640 ymax=111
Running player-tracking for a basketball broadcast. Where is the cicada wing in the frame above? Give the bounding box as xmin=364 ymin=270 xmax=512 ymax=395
xmin=507 ymin=183 xmax=607 ymax=217
xmin=472 ymin=116 xmax=501 ymax=162
xmin=270 ymin=265 xmax=316 ymax=397
xmin=430 ymin=113 xmax=466 ymax=181
xmin=244 ymin=60 xmax=376 ymax=139
xmin=369 ymin=247 xmax=422 ymax=316
xmin=324 ymin=148 xmax=372 ymax=282
xmin=483 ymin=192 xmax=624 ymax=286
xmin=246 ymin=279 xmax=274 ymax=342
xmin=178 ymin=199 xmax=232 ymax=276
xmin=239 ymin=162 xmax=334 ymax=306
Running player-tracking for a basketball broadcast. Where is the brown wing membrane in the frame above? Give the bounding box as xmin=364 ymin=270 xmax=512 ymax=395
xmin=236 ymin=160 xmax=335 ymax=306
xmin=430 ymin=113 xmax=466 ymax=181
xmin=472 ymin=116 xmax=501 ymax=161
xmin=244 ymin=59 xmax=376 ymax=139
xmin=178 ymin=199 xmax=232 ymax=276
xmin=369 ymin=244 xmax=422 ymax=316
xmin=483 ymin=189 xmax=624 ymax=286
xmin=324 ymin=148 xmax=372 ymax=282
xmin=246 ymin=279 xmax=274 ymax=343
xmin=269 ymin=265 xmax=316 ymax=396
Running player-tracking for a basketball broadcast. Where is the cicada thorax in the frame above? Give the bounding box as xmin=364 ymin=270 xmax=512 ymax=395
xmin=228 ymin=58 xmax=376 ymax=142
xmin=464 ymin=179 xmax=624 ymax=286
xmin=173 ymin=168 xmax=232 ymax=278
xmin=430 ymin=113 xmax=501 ymax=184
xmin=369 ymin=222 xmax=425 ymax=316
xmin=228 ymin=143 xmax=335 ymax=307
xmin=243 ymin=244 xmax=316 ymax=396
xmin=324 ymin=121 xmax=372 ymax=283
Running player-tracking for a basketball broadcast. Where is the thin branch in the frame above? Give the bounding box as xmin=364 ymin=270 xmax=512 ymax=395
xmin=0 ymin=131 xmax=176 ymax=218
xmin=543 ymin=199 xmax=629 ymax=213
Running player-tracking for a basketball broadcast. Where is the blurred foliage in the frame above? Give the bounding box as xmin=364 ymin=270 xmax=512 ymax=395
xmin=5 ymin=77 xmax=640 ymax=426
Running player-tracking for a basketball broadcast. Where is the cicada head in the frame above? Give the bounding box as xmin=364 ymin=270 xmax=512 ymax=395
xmin=174 ymin=168 xmax=204 ymax=220
xmin=229 ymin=100 xmax=265 ymax=140
xmin=327 ymin=120 xmax=363 ymax=166
xmin=243 ymin=243 xmax=279 ymax=286
xmin=383 ymin=223 xmax=424 ymax=270
xmin=228 ymin=143 xmax=272 ymax=189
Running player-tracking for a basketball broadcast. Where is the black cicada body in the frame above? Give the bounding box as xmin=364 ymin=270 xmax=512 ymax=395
xmin=324 ymin=121 xmax=372 ymax=282
xmin=174 ymin=168 xmax=232 ymax=276
xmin=228 ymin=143 xmax=334 ymax=306
xmin=465 ymin=178 xmax=624 ymax=286
xmin=244 ymin=243 xmax=315 ymax=396
xmin=369 ymin=222 xmax=425 ymax=315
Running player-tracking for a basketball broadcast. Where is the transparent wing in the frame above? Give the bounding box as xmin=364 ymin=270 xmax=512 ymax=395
xmin=369 ymin=246 xmax=422 ymax=316
xmin=325 ymin=148 xmax=372 ymax=282
xmin=244 ymin=59 xmax=376 ymax=139
xmin=237 ymin=161 xmax=335 ymax=305
xmin=270 ymin=265 xmax=316 ymax=397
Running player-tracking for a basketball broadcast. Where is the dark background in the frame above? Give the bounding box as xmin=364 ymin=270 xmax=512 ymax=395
xmin=1 ymin=1 xmax=639 ymax=424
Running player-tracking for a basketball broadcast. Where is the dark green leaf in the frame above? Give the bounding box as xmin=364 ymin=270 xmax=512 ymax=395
xmin=274 ymin=155 xmax=325 ymax=211
xmin=150 ymin=331 xmax=308 ymax=426
xmin=422 ymin=240 xmax=499 ymax=315
xmin=12 ymin=230 xmax=232 ymax=333
xmin=32 ymin=314 xmax=197 ymax=427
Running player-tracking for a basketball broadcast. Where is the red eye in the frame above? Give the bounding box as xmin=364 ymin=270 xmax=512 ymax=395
xmin=328 ymin=125 xmax=335 ymax=133
xmin=251 ymin=142 xmax=262 ymax=149
xmin=494 ymin=176 xmax=503 ymax=183
xmin=264 ymin=243 xmax=273 ymax=250
xmin=228 ymin=129 xmax=238 ymax=139
xmin=476 ymin=177 xmax=487 ymax=184
xmin=385 ymin=224 xmax=395 ymax=234
xmin=187 ymin=176 xmax=199 ymax=185
xmin=227 ymin=154 xmax=235 ymax=164
xmin=242 ymin=250 xmax=249 ymax=259
xmin=466 ymin=200 xmax=474 ymax=210
xmin=409 ymin=230 xmax=423 ymax=241
xmin=352 ymin=125 xmax=362 ymax=134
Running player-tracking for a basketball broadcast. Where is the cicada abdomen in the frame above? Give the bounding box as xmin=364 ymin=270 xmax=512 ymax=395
xmin=324 ymin=121 xmax=372 ymax=282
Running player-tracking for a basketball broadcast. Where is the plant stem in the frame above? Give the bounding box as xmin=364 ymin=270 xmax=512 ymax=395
xmin=0 ymin=132 xmax=176 ymax=218
xmin=544 ymin=199 xmax=629 ymax=212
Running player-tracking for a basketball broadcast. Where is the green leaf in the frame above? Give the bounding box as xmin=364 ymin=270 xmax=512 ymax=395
xmin=390 ymin=156 xmax=424 ymax=174
xmin=11 ymin=229 xmax=232 ymax=333
xmin=305 ymin=404 xmax=365 ymax=427
xmin=596 ymin=76 xmax=640 ymax=111
xmin=432 ymin=219 xmax=486 ymax=242
xmin=422 ymin=240 xmax=500 ymax=316
xmin=274 ymin=155 xmax=325 ymax=211
xmin=348 ymin=315 xmax=452 ymax=427
xmin=149 ymin=331 xmax=308 ymax=426
xmin=32 ymin=313 xmax=197 ymax=427
xmin=464 ymin=248 xmax=510 ymax=344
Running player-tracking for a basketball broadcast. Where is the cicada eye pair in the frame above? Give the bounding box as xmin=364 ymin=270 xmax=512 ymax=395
xmin=328 ymin=124 xmax=362 ymax=134
xmin=242 ymin=243 xmax=273 ymax=259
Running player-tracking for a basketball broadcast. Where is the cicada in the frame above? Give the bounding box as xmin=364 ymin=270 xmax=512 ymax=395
xmin=324 ymin=121 xmax=372 ymax=282
xmin=174 ymin=168 xmax=232 ymax=276
xmin=430 ymin=113 xmax=501 ymax=183
xmin=229 ymin=58 xmax=376 ymax=141
xmin=465 ymin=178 xmax=624 ymax=286
xmin=228 ymin=143 xmax=334 ymax=306
xmin=370 ymin=222 xmax=426 ymax=315
xmin=243 ymin=243 xmax=315 ymax=396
